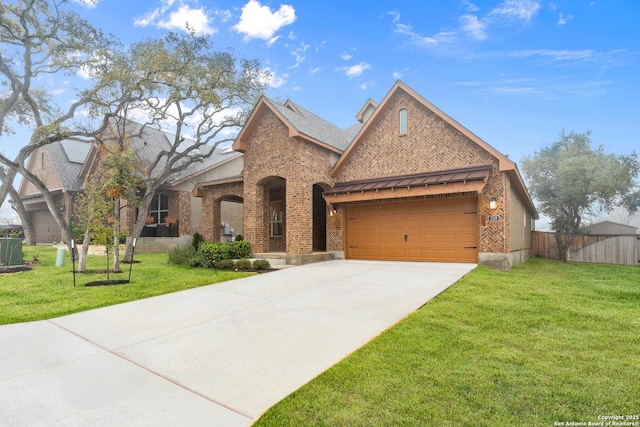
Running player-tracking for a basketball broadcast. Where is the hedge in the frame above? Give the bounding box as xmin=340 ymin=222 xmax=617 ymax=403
xmin=199 ymin=240 xmax=251 ymax=268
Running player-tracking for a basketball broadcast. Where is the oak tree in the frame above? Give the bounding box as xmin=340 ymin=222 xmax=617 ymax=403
xmin=521 ymin=131 xmax=640 ymax=261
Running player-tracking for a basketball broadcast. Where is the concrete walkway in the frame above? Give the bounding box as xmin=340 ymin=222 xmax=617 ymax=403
xmin=0 ymin=260 xmax=475 ymax=426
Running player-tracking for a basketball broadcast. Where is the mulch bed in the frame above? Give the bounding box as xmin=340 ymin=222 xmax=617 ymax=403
xmin=0 ymin=264 xmax=33 ymax=274
xmin=84 ymin=279 xmax=130 ymax=287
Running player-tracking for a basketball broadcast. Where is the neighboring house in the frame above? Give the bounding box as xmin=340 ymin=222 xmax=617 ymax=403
xmin=581 ymin=221 xmax=638 ymax=235
xmin=18 ymin=137 xmax=91 ymax=244
xmin=196 ymin=81 xmax=539 ymax=270
xmin=18 ymin=120 xmax=242 ymax=244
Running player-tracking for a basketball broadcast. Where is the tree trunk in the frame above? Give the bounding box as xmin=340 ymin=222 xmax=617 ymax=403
xmin=112 ymin=199 xmax=121 ymax=273
xmin=554 ymin=231 xmax=574 ymax=263
xmin=0 ymin=167 xmax=19 ymax=209
xmin=123 ymin=190 xmax=155 ymax=263
xmin=9 ymin=192 xmax=35 ymax=245
xmin=78 ymin=231 xmax=91 ymax=272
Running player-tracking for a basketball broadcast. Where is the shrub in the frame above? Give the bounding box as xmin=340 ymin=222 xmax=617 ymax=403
xmin=252 ymin=259 xmax=271 ymax=270
xmin=168 ymin=245 xmax=203 ymax=267
xmin=198 ymin=240 xmax=252 ymax=269
xmin=234 ymin=258 xmax=252 ymax=270
xmin=215 ymin=259 xmax=235 ymax=270
xmin=192 ymin=232 xmax=205 ymax=251
xmin=228 ymin=240 xmax=251 ymax=259
xmin=235 ymin=234 xmax=244 ymax=241
xmin=199 ymin=242 xmax=230 ymax=268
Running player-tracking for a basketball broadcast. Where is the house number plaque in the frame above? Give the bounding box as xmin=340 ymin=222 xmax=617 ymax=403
xmin=488 ymin=215 xmax=500 ymax=221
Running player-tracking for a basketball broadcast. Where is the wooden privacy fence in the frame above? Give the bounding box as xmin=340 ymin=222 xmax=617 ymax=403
xmin=532 ymin=231 xmax=640 ymax=265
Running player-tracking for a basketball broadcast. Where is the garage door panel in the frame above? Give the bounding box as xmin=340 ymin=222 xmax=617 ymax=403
xmin=346 ymin=197 xmax=478 ymax=263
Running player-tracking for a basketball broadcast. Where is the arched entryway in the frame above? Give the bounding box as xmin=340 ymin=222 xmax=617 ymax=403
xmin=259 ymin=176 xmax=287 ymax=252
xmin=313 ymin=183 xmax=329 ymax=251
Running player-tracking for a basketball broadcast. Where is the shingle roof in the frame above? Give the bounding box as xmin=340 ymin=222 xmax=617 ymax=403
xmin=267 ymin=98 xmax=358 ymax=151
xmin=107 ymin=120 xmax=239 ymax=183
xmin=46 ymin=138 xmax=93 ymax=192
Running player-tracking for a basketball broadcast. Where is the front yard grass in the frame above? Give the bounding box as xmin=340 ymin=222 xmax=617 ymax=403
xmin=255 ymin=258 xmax=640 ymax=426
xmin=0 ymin=245 xmax=252 ymax=325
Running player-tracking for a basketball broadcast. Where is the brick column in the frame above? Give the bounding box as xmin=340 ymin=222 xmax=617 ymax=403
xmin=244 ymin=181 xmax=268 ymax=253
xmin=286 ymin=181 xmax=313 ymax=254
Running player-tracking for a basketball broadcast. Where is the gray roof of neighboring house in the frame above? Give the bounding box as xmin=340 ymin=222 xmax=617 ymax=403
xmin=47 ymin=138 xmax=93 ymax=192
xmin=41 ymin=121 xmax=239 ymax=193
xmin=108 ymin=120 xmax=239 ymax=183
xmin=267 ymin=98 xmax=361 ymax=152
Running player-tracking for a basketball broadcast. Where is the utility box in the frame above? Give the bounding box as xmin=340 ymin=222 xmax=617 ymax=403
xmin=0 ymin=238 xmax=23 ymax=266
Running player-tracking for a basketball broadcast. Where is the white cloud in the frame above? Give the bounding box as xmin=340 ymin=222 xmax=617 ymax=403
xmin=392 ymin=0 xmax=541 ymax=51
xmin=158 ymin=5 xmax=216 ymax=35
xmin=309 ymin=67 xmax=321 ymax=75
xmin=260 ymin=68 xmax=287 ymax=88
xmin=458 ymin=76 xmax=610 ymax=98
xmin=233 ymin=0 xmax=296 ymax=42
xmin=344 ymin=62 xmax=371 ymax=78
xmin=134 ymin=1 xmax=221 ymax=35
xmin=215 ymin=9 xmax=232 ymax=23
xmin=387 ymin=11 xmax=401 ymax=23
xmin=266 ymin=35 xmax=281 ymax=47
xmin=135 ymin=0 xmax=177 ymax=28
xmin=460 ymin=14 xmax=487 ymax=40
xmin=557 ymin=13 xmax=574 ymax=25
xmin=289 ymin=42 xmax=310 ymax=69
xmin=72 ymin=0 xmax=98 ymax=8
xmin=462 ymin=0 xmax=479 ymax=12
xmin=395 ymin=23 xmax=456 ymax=47
xmin=359 ymin=81 xmax=374 ymax=90
xmin=392 ymin=70 xmax=404 ymax=79
xmin=489 ymin=0 xmax=541 ymax=23
xmin=340 ymin=48 xmax=357 ymax=60
xmin=73 ymin=0 xmax=98 ymax=9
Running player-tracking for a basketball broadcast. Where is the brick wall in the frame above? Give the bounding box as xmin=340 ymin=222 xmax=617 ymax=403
xmin=334 ymin=88 xmax=498 ymax=181
xmin=333 ymin=87 xmax=509 ymax=254
xmin=242 ymin=108 xmax=336 ymax=254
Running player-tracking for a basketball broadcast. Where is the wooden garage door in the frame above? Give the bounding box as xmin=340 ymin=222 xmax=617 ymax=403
xmin=32 ymin=209 xmax=61 ymax=244
xmin=346 ymin=196 xmax=478 ymax=263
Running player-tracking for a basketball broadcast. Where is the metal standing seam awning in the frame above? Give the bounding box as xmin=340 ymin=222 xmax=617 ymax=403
xmin=323 ymin=165 xmax=492 ymax=205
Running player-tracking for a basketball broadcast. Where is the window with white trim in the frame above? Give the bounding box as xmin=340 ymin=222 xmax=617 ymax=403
xmin=149 ymin=193 xmax=169 ymax=224
xmin=399 ymin=109 xmax=407 ymax=135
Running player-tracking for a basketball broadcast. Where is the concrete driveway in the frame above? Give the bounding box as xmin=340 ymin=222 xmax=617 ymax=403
xmin=0 ymin=260 xmax=475 ymax=426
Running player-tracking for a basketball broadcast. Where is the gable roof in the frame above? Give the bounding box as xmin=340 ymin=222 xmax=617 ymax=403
xmin=48 ymin=138 xmax=93 ymax=192
xmin=233 ymin=96 xmax=359 ymax=154
xmin=330 ymin=80 xmax=537 ymax=217
xmin=79 ymin=118 xmax=239 ymax=186
xmin=582 ymin=221 xmax=638 ymax=235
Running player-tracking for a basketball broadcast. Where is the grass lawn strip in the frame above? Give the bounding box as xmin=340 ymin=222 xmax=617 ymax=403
xmin=254 ymin=258 xmax=640 ymax=426
xmin=0 ymin=246 xmax=252 ymax=325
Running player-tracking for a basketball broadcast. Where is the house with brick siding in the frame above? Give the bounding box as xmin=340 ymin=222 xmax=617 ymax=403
xmin=195 ymin=81 xmax=538 ymax=270
xmin=18 ymin=120 xmax=243 ymax=245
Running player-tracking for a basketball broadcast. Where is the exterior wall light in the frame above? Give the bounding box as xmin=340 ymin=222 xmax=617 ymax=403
xmin=489 ymin=197 xmax=497 ymax=210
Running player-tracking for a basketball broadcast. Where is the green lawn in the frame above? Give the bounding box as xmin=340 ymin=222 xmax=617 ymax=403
xmin=255 ymin=258 xmax=640 ymax=427
xmin=0 ymin=245 xmax=252 ymax=325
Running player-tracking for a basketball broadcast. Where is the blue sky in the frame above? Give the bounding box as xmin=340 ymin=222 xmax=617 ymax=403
xmin=1 ymin=0 xmax=639 ymax=221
